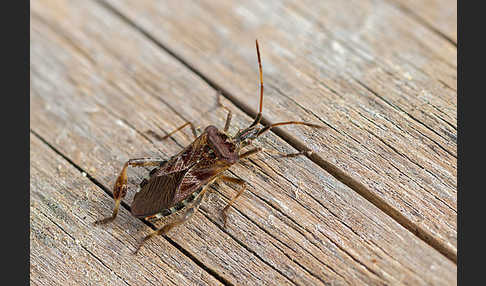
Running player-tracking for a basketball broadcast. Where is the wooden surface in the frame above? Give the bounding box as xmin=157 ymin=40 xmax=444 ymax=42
xmin=30 ymin=0 xmax=456 ymax=285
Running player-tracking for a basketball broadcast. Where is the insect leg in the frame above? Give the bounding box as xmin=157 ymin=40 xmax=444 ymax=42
xmin=134 ymin=185 xmax=209 ymax=254
xmin=147 ymin=121 xmax=199 ymax=141
xmin=240 ymin=147 xmax=263 ymax=159
xmin=240 ymin=146 xmax=312 ymax=161
xmin=216 ymin=91 xmax=233 ymax=132
xmin=94 ymin=158 xmax=165 ymax=225
xmin=218 ymin=176 xmax=247 ymax=228
xmin=260 ymin=148 xmax=313 ymax=158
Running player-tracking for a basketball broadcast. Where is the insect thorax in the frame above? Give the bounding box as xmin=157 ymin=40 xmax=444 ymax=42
xmin=205 ymin=125 xmax=239 ymax=163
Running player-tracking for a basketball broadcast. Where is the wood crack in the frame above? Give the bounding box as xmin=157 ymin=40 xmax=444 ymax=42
xmin=385 ymin=0 xmax=457 ymax=46
xmin=31 ymin=35 xmax=299 ymax=283
xmin=367 ymin=239 xmax=419 ymax=280
xmin=322 ymin=233 xmax=384 ymax=284
xmin=247 ymin=156 xmax=416 ymax=283
xmin=239 ymin=159 xmax=374 ymax=284
xmin=215 ymin=170 xmax=348 ymax=285
xmin=30 ymin=129 xmax=233 ymax=286
xmin=292 ymin=2 xmax=456 ymax=90
xmin=93 ymin=88 xmax=301 ymax=285
xmin=31 ymin=0 xmax=458 ymax=284
xmin=94 ymin=0 xmax=457 ymax=265
xmin=269 ymin=82 xmax=385 ymax=165
xmin=198 ymin=208 xmax=299 ymax=286
xmin=35 ymin=207 xmax=133 ymax=286
xmin=346 ymin=113 xmax=456 ymax=210
xmin=267 ymin=240 xmax=346 ymax=286
xmin=353 ymin=78 xmax=456 ymax=158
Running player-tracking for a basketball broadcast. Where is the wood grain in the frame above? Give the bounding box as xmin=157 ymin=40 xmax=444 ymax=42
xmin=388 ymin=0 xmax=457 ymax=43
xmin=30 ymin=134 xmax=222 ymax=286
xmin=103 ymin=0 xmax=457 ymax=260
xmin=30 ymin=0 xmax=457 ymax=285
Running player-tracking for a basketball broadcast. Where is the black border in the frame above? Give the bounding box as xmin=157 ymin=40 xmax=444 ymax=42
xmin=9 ymin=0 xmax=30 ymax=284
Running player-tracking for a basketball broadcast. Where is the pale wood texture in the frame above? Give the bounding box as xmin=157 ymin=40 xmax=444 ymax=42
xmin=30 ymin=0 xmax=456 ymax=285
xmin=104 ymin=0 xmax=457 ymax=260
xmin=389 ymin=0 xmax=457 ymax=43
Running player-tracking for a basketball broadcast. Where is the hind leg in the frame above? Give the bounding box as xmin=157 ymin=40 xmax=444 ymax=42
xmin=94 ymin=158 xmax=165 ymax=225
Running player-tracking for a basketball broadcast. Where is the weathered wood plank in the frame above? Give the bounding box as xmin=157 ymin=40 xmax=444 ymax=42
xmin=29 ymin=2 xmax=324 ymax=284
xmin=30 ymin=0 xmax=456 ymax=285
xmin=103 ymin=0 xmax=457 ymax=259
xmin=30 ymin=134 xmax=223 ymax=286
xmin=31 ymin=198 xmax=128 ymax=286
xmin=388 ymin=0 xmax=457 ymax=43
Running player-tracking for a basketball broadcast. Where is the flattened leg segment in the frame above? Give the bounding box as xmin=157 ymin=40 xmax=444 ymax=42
xmin=94 ymin=157 xmax=165 ymax=225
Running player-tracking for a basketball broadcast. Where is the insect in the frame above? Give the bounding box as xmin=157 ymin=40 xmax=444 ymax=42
xmin=95 ymin=40 xmax=323 ymax=253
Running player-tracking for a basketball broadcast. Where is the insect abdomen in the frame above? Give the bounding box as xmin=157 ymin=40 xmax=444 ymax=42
xmin=144 ymin=188 xmax=202 ymax=222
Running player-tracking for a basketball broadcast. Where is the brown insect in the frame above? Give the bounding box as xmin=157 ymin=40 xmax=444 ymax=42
xmin=95 ymin=40 xmax=323 ymax=253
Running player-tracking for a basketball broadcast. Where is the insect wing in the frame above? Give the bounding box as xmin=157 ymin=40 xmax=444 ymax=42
xmin=154 ymin=133 xmax=207 ymax=176
xmin=131 ymin=168 xmax=189 ymax=217
xmin=173 ymin=165 xmax=222 ymax=203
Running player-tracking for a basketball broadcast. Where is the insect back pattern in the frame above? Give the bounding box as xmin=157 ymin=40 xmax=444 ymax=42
xmin=95 ymin=40 xmax=324 ymax=253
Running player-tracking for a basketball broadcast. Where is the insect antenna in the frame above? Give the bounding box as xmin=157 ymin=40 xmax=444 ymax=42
xmin=249 ymin=39 xmax=264 ymax=128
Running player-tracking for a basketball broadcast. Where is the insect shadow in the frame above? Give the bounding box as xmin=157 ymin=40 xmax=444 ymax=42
xmin=94 ymin=40 xmax=324 ymax=254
